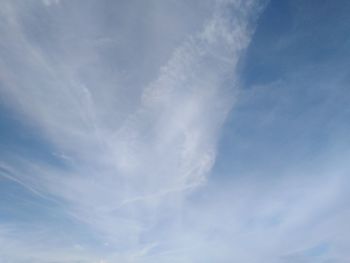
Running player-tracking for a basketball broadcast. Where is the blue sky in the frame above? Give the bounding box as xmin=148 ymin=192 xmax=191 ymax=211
xmin=0 ymin=0 xmax=350 ymax=262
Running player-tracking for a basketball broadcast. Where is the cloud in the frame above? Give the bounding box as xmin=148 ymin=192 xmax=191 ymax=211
xmin=0 ymin=0 xmax=264 ymax=261
xmin=2 ymin=0 xmax=349 ymax=262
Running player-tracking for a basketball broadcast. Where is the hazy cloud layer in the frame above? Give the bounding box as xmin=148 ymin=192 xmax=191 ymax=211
xmin=1 ymin=0 xmax=350 ymax=262
xmin=0 ymin=0 xmax=263 ymax=262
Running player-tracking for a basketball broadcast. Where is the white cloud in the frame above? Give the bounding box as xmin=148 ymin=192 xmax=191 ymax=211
xmin=0 ymin=0 xmax=269 ymax=262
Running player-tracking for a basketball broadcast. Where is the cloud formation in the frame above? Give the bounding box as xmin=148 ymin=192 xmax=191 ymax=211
xmin=0 ymin=0 xmax=263 ymax=261
xmin=2 ymin=0 xmax=349 ymax=262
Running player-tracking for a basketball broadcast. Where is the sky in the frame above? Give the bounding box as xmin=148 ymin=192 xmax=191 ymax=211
xmin=0 ymin=0 xmax=350 ymax=262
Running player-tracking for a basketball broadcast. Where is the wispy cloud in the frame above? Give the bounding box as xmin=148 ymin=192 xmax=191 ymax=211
xmin=0 ymin=0 xmax=263 ymax=261
xmin=4 ymin=0 xmax=349 ymax=262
